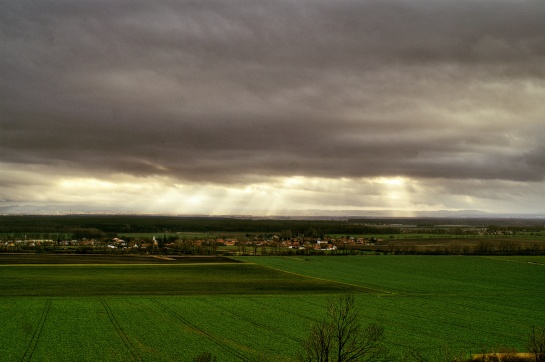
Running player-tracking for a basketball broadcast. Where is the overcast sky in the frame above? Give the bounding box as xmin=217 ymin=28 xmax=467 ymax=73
xmin=1 ymin=0 xmax=545 ymax=215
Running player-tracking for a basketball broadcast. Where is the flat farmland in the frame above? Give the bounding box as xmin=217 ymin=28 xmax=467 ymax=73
xmin=244 ymin=255 xmax=545 ymax=357
xmin=0 ymin=255 xmax=363 ymax=297
xmin=0 ymin=254 xmax=237 ymax=265
xmin=1 ymin=255 xmax=545 ymax=361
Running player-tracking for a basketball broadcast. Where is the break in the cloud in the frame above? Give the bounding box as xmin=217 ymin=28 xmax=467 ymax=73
xmin=1 ymin=0 xmax=545 ymax=215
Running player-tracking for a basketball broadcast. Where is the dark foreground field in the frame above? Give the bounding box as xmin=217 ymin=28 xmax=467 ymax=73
xmin=0 ymin=255 xmax=363 ymax=297
xmin=1 ymin=255 xmax=544 ymax=361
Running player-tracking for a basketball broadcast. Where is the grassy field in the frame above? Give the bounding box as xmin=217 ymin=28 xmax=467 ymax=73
xmin=244 ymin=255 xmax=545 ymax=356
xmin=0 ymin=256 xmax=362 ymax=297
xmin=1 ymin=254 xmax=544 ymax=361
xmin=0 ymin=254 xmax=238 ymax=264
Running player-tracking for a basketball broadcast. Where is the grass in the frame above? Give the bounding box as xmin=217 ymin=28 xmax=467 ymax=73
xmin=1 ymin=255 xmax=544 ymax=361
xmin=240 ymin=255 xmax=545 ymax=294
xmin=0 ymin=254 xmax=238 ymax=264
xmin=0 ymin=261 xmax=363 ymax=297
xmin=243 ymin=256 xmax=545 ymax=356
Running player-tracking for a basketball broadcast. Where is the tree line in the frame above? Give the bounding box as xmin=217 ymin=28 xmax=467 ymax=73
xmin=0 ymin=215 xmax=400 ymax=235
xmin=2 ymin=215 xmax=543 ymax=236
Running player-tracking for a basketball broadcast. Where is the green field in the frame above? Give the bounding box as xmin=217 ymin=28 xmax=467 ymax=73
xmin=1 ymin=255 xmax=544 ymax=361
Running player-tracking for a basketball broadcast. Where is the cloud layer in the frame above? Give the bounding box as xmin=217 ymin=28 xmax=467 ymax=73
xmin=1 ymin=0 xmax=545 ymax=214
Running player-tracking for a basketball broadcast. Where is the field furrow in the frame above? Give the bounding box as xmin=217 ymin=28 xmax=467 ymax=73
xmin=1 ymin=255 xmax=544 ymax=361
xmin=20 ymin=299 xmax=51 ymax=362
xmin=202 ymin=297 xmax=296 ymax=340
xmin=101 ymin=300 xmax=143 ymax=362
xmin=152 ymin=298 xmax=253 ymax=361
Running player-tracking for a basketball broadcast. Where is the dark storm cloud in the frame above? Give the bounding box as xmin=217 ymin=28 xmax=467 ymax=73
xmin=2 ymin=0 xmax=545 ymax=185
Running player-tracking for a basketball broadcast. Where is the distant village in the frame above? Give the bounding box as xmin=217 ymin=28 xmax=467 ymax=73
xmin=0 ymin=234 xmax=387 ymax=255
xmin=1 ymin=226 xmax=541 ymax=256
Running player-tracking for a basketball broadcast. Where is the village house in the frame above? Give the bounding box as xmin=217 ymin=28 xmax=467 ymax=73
xmin=223 ymin=238 xmax=238 ymax=246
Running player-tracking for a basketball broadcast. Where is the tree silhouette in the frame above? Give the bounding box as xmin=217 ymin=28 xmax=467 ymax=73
xmin=298 ymin=294 xmax=388 ymax=362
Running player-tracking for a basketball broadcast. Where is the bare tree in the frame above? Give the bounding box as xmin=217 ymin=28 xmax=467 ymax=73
xmin=298 ymin=294 xmax=388 ymax=362
xmin=193 ymin=352 xmax=218 ymax=362
xmin=527 ymin=326 xmax=545 ymax=362
xmin=299 ymin=321 xmax=334 ymax=362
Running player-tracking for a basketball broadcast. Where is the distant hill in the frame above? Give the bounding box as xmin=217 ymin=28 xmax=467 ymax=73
xmin=1 ymin=204 xmax=543 ymax=220
xmin=0 ymin=204 xmax=121 ymax=215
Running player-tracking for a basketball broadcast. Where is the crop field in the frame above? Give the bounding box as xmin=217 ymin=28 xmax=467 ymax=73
xmin=0 ymin=254 xmax=239 ymax=265
xmin=1 ymin=255 xmax=544 ymax=361
xmin=244 ymin=256 xmax=545 ymax=356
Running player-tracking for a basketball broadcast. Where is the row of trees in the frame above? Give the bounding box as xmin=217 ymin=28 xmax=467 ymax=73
xmin=0 ymin=215 xmax=403 ymax=235
xmin=374 ymin=240 xmax=545 ymax=256
xmin=2 ymin=215 xmax=544 ymax=238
